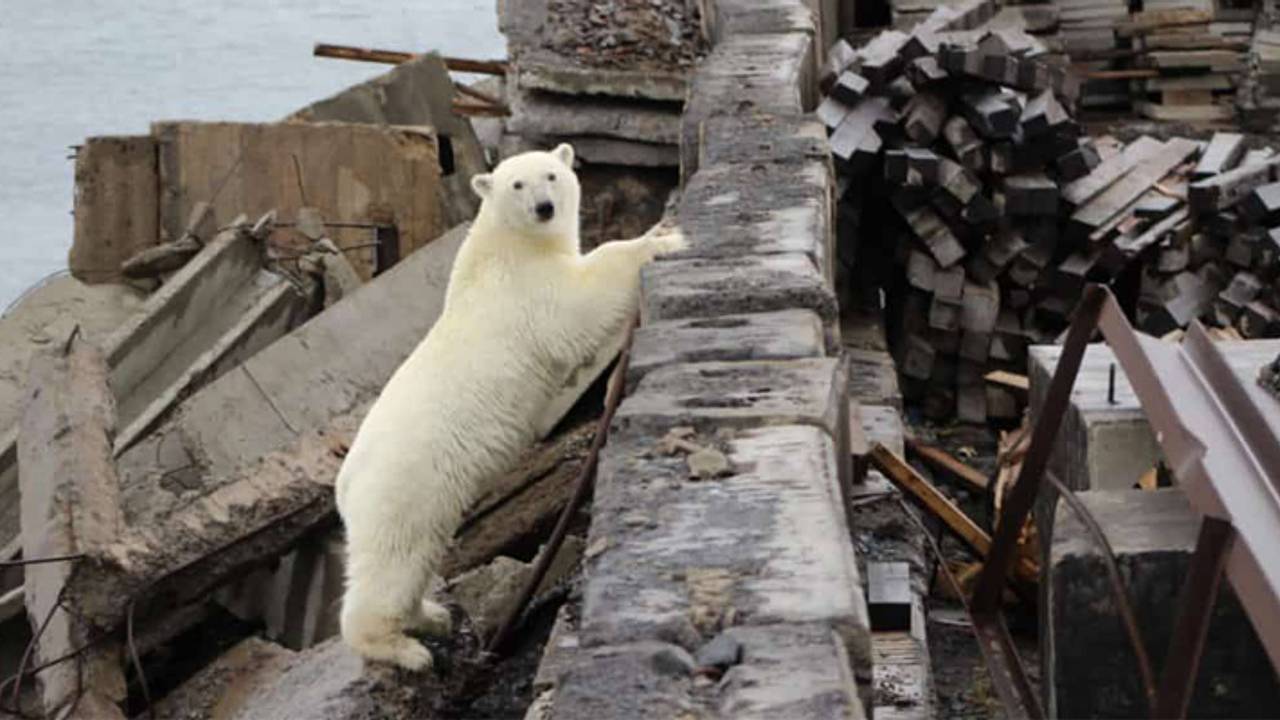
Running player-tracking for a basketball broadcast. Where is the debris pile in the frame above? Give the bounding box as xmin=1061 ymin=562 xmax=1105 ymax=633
xmin=822 ymin=7 xmax=1280 ymax=423
xmin=499 ymin=0 xmax=705 ymax=169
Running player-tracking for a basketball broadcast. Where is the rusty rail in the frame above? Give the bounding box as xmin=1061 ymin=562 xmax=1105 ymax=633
xmin=967 ymin=283 xmax=1280 ymax=719
xmin=313 ymin=43 xmax=508 ymax=75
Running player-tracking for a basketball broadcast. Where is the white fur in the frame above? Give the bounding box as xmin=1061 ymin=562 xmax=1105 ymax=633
xmin=335 ymin=144 xmax=685 ymax=670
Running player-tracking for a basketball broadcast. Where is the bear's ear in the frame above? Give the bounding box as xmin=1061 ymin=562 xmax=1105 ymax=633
xmin=470 ymin=173 xmax=493 ymax=199
xmin=552 ymin=143 xmax=575 ymax=168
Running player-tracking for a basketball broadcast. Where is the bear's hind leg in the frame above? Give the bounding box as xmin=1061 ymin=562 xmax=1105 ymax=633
xmin=409 ymin=597 xmax=454 ymax=637
xmin=341 ymin=548 xmax=434 ymax=671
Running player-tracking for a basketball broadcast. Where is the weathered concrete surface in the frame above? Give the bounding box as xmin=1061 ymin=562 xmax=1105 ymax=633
xmin=682 ymin=32 xmax=812 ymax=180
xmin=1048 ymin=489 xmax=1280 ymax=719
xmin=847 ymin=348 xmax=904 ymax=410
xmin=614 ymin=358 xmax=846 ymax=443
xmin=446 ymin=537 xmax=582 ymax=642
xmin=19 ymin=342 xmax=128 ymax=718
xmin=584 ymin=424 xmax=869 ymax=679
xmin=115 ymin=224 xmax=468 ymax=511
xmin=698 ymin=114 xmax=829 ymax=168
xmin=699 ymin=0 xmax=819 ymax=98
xmin=547 ymin=641 xmax=699 ymax=719
xmin=226 ymin=637 xmax=444 ymax=720
xmin=500 ymin=131 xmax=680 ymax=168
xmin=153 ymin=121 xmax=443 ymax=280
xmin=69 ymin=135 xmax=159 ymax=284
xmin=674 ymin=159 xmax=833 ymax=284
xmin=640 ymin=254 xmax=838 ymax=349
xmin=0 ymin=277 xmax=143 ymax=555
xmin=151 ymin=638 xmax=296 ymax=720
xmin=106 ymin=227 xmax=309 ymax=452
xmin=289 ymin=52 xmax=487 ymax=227
xmin=507 ymin=88 xmax=682 ymax=145
xmin=627 ymin=310 xmax=826 ymax=391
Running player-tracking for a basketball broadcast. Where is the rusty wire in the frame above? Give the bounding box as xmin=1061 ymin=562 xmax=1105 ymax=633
xmin=485 ymin=314 xmax=638 ymax=655
xmin=3 ymin=584 xmax=66 ymax=718
xmin=127 ymin=600 xmax=156 ymax=720
xmin=0 ymin=554 xmax=85 ymax=569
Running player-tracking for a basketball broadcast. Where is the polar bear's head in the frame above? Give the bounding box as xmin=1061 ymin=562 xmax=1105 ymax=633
xmin=471 ymin=144 xmax=580 ymax=242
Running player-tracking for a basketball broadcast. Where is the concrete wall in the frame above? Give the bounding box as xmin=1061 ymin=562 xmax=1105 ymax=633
xmin=533 ymin=2 xmax=874 ymax=717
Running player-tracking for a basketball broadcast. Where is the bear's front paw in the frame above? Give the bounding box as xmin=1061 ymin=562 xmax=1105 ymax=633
xmin=650 ymin=227 xmax=688 ymax=256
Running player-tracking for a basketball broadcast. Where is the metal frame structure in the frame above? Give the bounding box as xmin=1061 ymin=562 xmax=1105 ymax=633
xmin=969 ymin=284 xmax=1280 ymax=719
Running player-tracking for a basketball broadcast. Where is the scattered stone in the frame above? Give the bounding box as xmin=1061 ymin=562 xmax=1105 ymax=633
xmin=694 ymin=632 xmax=743 ymax=671
xmin=686 ymin=446 xmax=731 ymax=479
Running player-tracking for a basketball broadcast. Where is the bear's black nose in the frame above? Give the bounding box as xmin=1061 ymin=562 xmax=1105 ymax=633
xmin=535 ymin=201 xmax=555 ymax=221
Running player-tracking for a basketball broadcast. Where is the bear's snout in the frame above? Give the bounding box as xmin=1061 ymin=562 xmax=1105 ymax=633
xmin=535 ymin=201 xmax=555 ymax=221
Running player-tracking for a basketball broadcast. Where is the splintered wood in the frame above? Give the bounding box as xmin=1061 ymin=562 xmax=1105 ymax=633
xmin=822 ymin=3 xmax=1280 ymax=422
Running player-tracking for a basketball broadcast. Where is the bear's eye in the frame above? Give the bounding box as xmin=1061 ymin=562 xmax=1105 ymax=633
xmin=547 ymin=173 xmax=556 ymax=182
xmin=513 ymin=181 xmax=524 ymax=190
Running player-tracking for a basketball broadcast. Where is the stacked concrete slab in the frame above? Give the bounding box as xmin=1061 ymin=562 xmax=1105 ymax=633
xmin=497 ymin=0 xmax=699 ymax=169
xmin=527 ymin=2 xmax=875 ymax=717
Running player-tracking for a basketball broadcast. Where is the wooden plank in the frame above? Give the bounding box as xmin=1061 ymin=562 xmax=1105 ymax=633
xmin=1070 ymin=137 xmax=1198 ymax=234
xmin=1135 ymin=101 xmax=1234 ymax=121
xmin=1189 ymin=155 xmax=1280 ymax=213
xmin=869 ymin=444 xmax=1038 ymax=585
xmin=1193 ymin=132 xmax=1246 ymax=179
xmin=1060 ymin=135 xmax=1161 ymax=208
xmin=155 ymin=121 xmax=443 ymax=280
xmin=1117 ymin=8 xmax=1213 ymax=36
xmin=1145 ymin=50 xmax=1245 ymax=72
xmin=904 ymin=436 xmax=989 ymax=491
xmin=985 ymin=370 xmax=1030 ymax=392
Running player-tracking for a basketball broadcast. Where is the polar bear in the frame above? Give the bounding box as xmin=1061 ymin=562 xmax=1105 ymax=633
xmin=335 ymin=143 xmax=685 ymax=671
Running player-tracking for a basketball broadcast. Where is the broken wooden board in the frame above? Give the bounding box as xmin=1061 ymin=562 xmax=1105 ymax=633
xmin=1070 ymin=137 xmax=1198 ymax=236
xmin=153 ymin=121 xmax=444 ymax=280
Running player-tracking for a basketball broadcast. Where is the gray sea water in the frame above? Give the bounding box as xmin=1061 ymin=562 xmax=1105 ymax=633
xmin=0 ymin=0 xmax=503 ymax=309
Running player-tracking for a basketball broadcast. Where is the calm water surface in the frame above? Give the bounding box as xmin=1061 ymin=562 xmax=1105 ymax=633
xmin=0 ymin=0 xmax=503 ymax=308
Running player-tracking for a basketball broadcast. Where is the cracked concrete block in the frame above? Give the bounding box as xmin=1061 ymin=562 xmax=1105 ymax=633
xmin=674 ymin=159 xmax=834 ymax=284
xmin=628 ymin=310 xmax=826 ymax=391
xmin=151 ymin=638 xmax=296 ymax=720
xmin=700 ymin=0 xmax=819 ymax=101
xmin=640 ymin=254 xmax=838 ymax=351
xmin=717 ymin=623 xmax=867 ymax=719
xmin=547 ymin=642 xmax=699 ymax=720
xmin=682 ymin=33 xmax=812 ymax=180
xmin=1047 ymin=489 xmax=1278 ymax=719
xmin=583 ymin=425 xmax=870 ymax=680
xmin=847 ymin=348 xmax=903 ymax=410
xmin=698 ymin=114 xmax=829 ymax=168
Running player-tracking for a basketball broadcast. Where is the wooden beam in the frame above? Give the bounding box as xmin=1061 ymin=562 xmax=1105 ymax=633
xmin=871 ymin=444 xmax=1038 ymax=585
xmin=905 ymin=436 xmax=990 ymax=491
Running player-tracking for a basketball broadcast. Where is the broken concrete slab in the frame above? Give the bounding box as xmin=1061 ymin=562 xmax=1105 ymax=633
xmin=698 ymin=114 xmax=829 ymax=168
xmin=585 ymin=424 xmax=870 ymax=680
xmin=507 ymin=88 xmax=681 ymax=145
xmin=151 ymin=637 xmax=296 ymax=720
xmin=626 ymin=310 xmax=826 ymax=391
xmin=640 ymin=254 xmax=838 ymax=350
xmin=19 ymin=341 xmax=128 ymax=719
xmin=114 ymin=224 xmax=468 ymax=499
xmin=69 ymin=135 xmax=159 ymax=284
xmin=289 ymin=52 xmax=487 ymax=227
xmin=226 ymin=637 xmax=442 ymax=719
xmin=546 ymin=642 xmax=699 ymax=719
xmin=682 ymin=32 xmax=812 ymax=180
xmin=152 ymin=120 xmax=444 ymax=280
xmin=106 ymin=225 xmax=309 ymax=453
xmin=447 ymin=537 xmax=583 ymax=642
xmin=700 ymin=0 xmax=820 ymax=96
xmin=674 ymin=159 xmax=832 ymax=282
xmin=0 ymin=277 xmax=144 ymax=554
xmin=499 ymin=131 xmax=679 ymax=167
xmin=1047 ymin=489 xmax=1279 ymax=719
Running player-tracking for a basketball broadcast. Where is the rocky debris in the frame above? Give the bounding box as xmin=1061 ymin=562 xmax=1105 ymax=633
xmin=447 ymin=537 xmax=584 ymax=642
xmin=1259 ymin=349 xmax=1280 ymax=398
xmin=539 ymin=0 xmax=708 ymax=72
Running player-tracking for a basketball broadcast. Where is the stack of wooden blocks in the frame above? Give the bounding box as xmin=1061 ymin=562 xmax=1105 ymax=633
xmin=821 ymin=7 xmax=1280 ymax=423
xmin=1124 ymin=8 xmax=1248 ymax=122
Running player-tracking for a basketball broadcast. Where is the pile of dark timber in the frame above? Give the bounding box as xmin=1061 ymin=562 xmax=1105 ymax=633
xmin=824 ymin=10 xmax=1280 ymax=423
